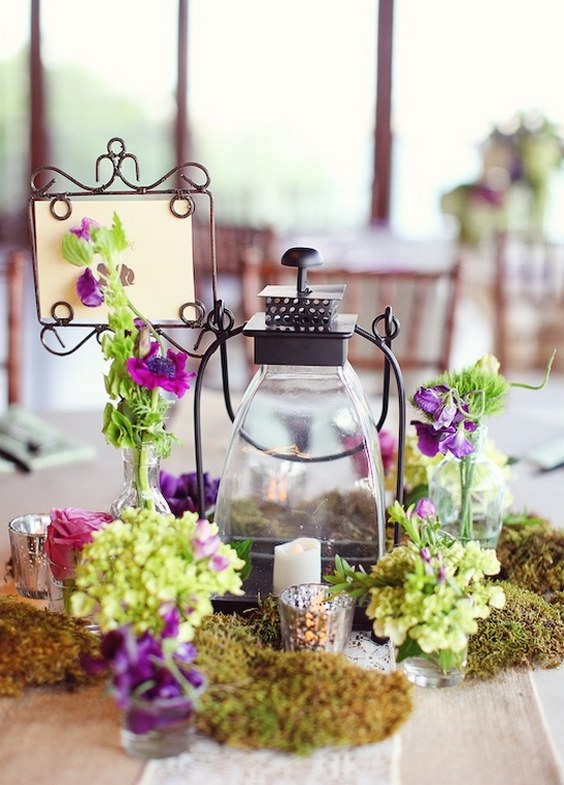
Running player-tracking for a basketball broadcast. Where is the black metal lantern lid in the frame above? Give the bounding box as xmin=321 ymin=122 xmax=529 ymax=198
xmin=243 ymin=247 xmax=357 ymax=367
xmin=260 ymin=247 xmax=345 ymax=332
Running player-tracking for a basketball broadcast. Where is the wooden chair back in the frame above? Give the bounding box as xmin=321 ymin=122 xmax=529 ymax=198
xmin=241 ymin=257 xmax=462 ymax=379
xmin=0 ymin=249 xmax=27 ymax=405
xmin=192 ymin=220 xmax=276 ymax=281
xmin=493 ymin=232 xmax=564 ymax=371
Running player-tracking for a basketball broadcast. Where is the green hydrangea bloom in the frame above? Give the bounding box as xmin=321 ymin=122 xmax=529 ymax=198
xmin=71 ymin=508 xmax=244 ymax=640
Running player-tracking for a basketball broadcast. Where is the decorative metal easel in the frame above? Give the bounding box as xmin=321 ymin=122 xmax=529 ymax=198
xmin=29 ymin=137 xmax=406 ymax=546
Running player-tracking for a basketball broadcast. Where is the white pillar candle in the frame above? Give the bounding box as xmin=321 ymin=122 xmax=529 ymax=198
xmin=272 ymin=537 xmax=322 ymax=595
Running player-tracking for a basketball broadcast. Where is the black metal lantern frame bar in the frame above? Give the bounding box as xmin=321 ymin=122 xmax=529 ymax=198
xmin=28 ymin=138 xmax=406 ymax=546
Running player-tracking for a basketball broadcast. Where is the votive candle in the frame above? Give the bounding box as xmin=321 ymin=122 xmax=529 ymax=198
xmin=272 ymin=537 xmax=321 ymax=595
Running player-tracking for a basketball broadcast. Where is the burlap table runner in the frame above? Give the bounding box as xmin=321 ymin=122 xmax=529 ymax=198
xmin=0 ymin=684 xmax=144 ymax=785
xmin=400 ymin=668 xmax=563 ymax=785
xmin=0 ymin=670 xmax=561 ymax=785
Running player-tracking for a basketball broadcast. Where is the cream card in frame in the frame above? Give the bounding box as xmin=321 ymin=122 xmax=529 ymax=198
xmin=33 ymin=198 xmax=196 ymax=323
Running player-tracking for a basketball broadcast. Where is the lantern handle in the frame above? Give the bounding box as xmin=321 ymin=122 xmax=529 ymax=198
xmin=281 ymin=246 xmax=323 ymax=295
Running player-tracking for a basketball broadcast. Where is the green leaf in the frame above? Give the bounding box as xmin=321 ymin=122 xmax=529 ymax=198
xmin=404 ymin=484 xmax=430 ymax=507
xmin=61 ymin=232 xmax=93 ymax=266
xmin=90 ymin=225 xmax=116 ymax=264
xmin=396 ymin=637 xmax=423 ymax=662
xmin=230 ymin=538 xmax=253 ymax=581
xmin=102 ymin=405 xmax=137 ymax=448
xmin=111 ymin=212 xmax=129 ymax=252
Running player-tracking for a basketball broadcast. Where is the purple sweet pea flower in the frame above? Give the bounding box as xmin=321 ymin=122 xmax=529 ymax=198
xmin=69 ymin=217 xmax=98 ymax=242
xmin=159 ymin=604 xmax=181 ymax=639
xmin=439 ymin=425 xmax=476 ymax=458
xmin=76 ymin=267 xmax=104 ymax=307
xmin=413 ymin=384 xmax=450 ymax=416
xmin=432 ymin=396 xmax=458 ymax=430
xmin=419 ymin=546 xmax=432 ymax=564
xmin=126 ymin=341 xmax=195 ymax=398
xmin=415 ymin=498 xmax=436 ymax=520
xmin=193 ymin=518 xmax=221 ymax=560
xmin=81 ymin=617 xmax=205 ymax=732
xmin=412 ymin=421 xmax=443 ymax=457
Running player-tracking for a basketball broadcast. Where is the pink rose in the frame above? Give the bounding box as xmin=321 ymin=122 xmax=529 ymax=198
xmin=45 ymin=507 xmax=113 ymax=580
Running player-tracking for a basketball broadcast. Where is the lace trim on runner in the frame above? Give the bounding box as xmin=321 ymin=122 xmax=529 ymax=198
xmin=139 ymin=636 xmax=398 ymax=785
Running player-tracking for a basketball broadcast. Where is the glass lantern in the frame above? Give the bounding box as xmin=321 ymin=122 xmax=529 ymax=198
xmin=214 ymin=248 xmax=387 ymax=602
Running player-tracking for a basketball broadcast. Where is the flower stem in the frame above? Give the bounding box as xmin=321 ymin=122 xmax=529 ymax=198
xmin=135 ymin=441 xmax=156 ymax=511
xmin=458 ymin=454 xmax=476 ymax=541
xmin=62 ymin=578 xmax=76 ymax=614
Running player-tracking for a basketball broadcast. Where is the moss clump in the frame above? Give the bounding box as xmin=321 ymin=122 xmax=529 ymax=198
xmin=497 ymin=519 xmax=564 ymax=594
xmin=229 ymin=489 xmax=377 ymax=541
xmin=194 ymin=613 xmax=413 ymax=755
xmin=241 ymin=595 xmax=283 ymax=649
xmin=467 ymin=581 xmax=564 ymax=679
xmin=0 ymin=596 xmax=102 ymax=696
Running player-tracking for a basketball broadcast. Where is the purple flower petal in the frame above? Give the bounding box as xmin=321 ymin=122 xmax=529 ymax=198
xmin=126 ymin=342 xmax=196 ymax=398
xmin=413 ymin=384 xmax=450 ymax=415
xmin=69 ymin=217 xmax=99 ymax=242
xmin=209 ymin=553 xmax=229 ymax=571
xmin=412 ymin=421 xmax=443 ymax=457
xmin=439 ymin=427 xmax=475 ymax=458
xmin=76 ymin=268 xmax=104 ymax=307
xmin=414 ymin=498 xmax=436 ymax=519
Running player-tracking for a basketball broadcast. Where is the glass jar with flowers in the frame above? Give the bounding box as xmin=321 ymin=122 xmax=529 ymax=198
xmin=61 ymin=214 xmax=196 ymax=516
xmin=327 ymin=498 xmax=506 ymax=688
xmin=74 ymin=506 xmax=245 ymax=758
xmin=45 ymin=506 xmax=113 ymax=631
xmin=411 ymin=354 xmax=552 ymax=548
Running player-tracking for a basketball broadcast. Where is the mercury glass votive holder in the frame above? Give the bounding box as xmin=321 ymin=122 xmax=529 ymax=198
xmin=8 ymin=513 xmax=50 ymax=599
xmin=278 ymin=583 xmax=355 ymax=652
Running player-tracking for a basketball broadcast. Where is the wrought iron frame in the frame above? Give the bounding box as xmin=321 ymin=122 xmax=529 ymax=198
xmin=28 ymin=137 xmax=406 ymax=546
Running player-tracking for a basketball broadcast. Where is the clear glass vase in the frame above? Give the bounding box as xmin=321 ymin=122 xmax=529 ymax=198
xmin=120 ymin=695 xmax=193 ymax=758
xmin=399 ymin=646 xmax=467 ymax=688
xmin=47 ymin=562 xmax=100 ymax=634
xmin=111 ymin=442 xmax=171 ymax=518
xmin=429 ymin=425 xmax=505 ymax=548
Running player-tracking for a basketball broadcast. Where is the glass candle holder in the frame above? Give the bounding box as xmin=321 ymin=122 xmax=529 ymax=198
xmin=278 ymin=583 xmax=355 ymax=652
xmin=8 ymin=513 xmax=50 ymax=599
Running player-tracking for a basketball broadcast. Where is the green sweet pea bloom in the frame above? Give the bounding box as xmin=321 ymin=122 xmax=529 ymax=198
xmin=62 ymin=232 xmax=95 ymax=266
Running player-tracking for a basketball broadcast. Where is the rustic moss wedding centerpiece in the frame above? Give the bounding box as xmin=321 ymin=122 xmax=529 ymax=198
xmin=61 ymin=213 xmax=196 ymax=515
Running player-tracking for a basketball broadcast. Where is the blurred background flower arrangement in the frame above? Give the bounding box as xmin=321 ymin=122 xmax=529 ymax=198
xmin=441 ymin=111 xmax=564 ymax=245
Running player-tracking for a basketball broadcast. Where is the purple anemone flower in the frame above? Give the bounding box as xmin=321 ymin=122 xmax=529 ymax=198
xmin=69 ymin=217 xmax=98 ymax=242
xmin=159 ymin=470 xmax=220 ymax=518
xmin=126 ymin=341 xmax=195 ymax=398
xmin=76 ymin=268 xmax=104 ymax=307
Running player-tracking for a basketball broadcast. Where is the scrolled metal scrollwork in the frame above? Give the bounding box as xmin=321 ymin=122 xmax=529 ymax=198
xmin=30 ymin=136 xmax=212 ymax=200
